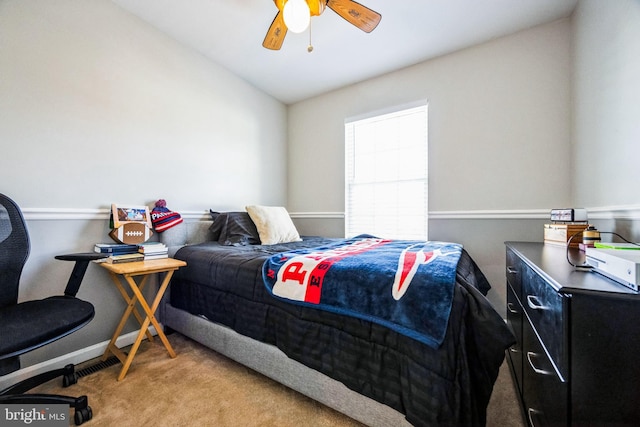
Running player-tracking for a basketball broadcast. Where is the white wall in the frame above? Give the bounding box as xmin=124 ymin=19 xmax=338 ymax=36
xmin=288 ymin=20 xmax=572 ymax=214
xmin=572 ymin=0 xmax=640 ymax=210
xmin=0 ymin=0 xmax=287 ymax=367
xmin=0 ymin=0 xmax=287 ymax=211
xmin=288 ymin=19 xmax=573 ymax=311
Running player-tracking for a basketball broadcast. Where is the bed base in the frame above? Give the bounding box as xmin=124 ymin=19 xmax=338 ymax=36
xmin=162 ymin=303 xmax=410 ymax=427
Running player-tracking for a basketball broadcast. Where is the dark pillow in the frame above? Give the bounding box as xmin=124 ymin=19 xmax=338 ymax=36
xmin=209 ymin=210 xmax=222 ymax=241
xmin=209 ymin=211 xmax=260 ymax=246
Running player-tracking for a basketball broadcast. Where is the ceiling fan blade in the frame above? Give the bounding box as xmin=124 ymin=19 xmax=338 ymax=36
xmin=263 ymin=11 xmax=288 ymax=50
xmin=327 ymin=0 xmax=381 ymax=33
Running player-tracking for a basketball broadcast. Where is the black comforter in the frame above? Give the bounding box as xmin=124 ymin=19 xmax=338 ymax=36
xmin=170 ymin=237 xmax=514 ymax=426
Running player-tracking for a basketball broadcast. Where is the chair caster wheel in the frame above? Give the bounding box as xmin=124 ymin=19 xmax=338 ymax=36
xmin=63 ymin=372 xmax=79 ymax=387
xmin=74 ymin=406 xmax=92 ymax=425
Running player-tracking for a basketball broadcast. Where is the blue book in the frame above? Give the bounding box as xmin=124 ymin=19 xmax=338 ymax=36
xmin=94 ymin=243 xmax=139 ymax=254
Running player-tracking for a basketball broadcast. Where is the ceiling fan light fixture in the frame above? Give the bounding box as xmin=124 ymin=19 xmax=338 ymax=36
xmin=283 ymin=0 xmax=311 ymax=33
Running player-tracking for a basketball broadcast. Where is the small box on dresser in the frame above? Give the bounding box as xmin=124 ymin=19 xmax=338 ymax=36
xmin=505 ymin=242 xmax=640 ymax=427
xmin=543 ymin=223 xmax=589 ymax=247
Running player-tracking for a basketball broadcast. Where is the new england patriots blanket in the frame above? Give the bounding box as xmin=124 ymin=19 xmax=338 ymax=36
xmin=262 ymin=235 xmax=463 ymax=348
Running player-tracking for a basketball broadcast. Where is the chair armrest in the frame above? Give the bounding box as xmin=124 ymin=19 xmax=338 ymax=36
xmin=55 ymin=253 xmax=109 ymax=262
xmin=55 ymin=253 xmax=108 ymax=297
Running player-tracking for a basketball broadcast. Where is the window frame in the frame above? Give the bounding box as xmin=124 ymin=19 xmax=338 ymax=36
xmin=344 ymin=101 xmax=429 ymax=240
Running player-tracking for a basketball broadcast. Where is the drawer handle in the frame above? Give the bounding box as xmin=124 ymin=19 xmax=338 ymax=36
xmin=526 ymin=295 xmax=548 ymax=310
xmin=527 ymin=408 xmax=543 ymax=427
xmin=507 ymin=266 xmax=518 ymax=274
xmin=509 ymin=347 xmax=520 ymax=354
xmin=507 ymin=302 xmax=520 ymax=314
xmin=527 ymin=351 xmax=554 ymax=376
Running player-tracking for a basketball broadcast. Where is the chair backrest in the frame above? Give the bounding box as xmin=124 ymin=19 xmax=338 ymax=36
xmin=0 ymin=194 xmax=30 ymax=309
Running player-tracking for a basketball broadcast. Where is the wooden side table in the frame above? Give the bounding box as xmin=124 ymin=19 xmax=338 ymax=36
xmin=98 ymin=257 xmax=186 ymax=380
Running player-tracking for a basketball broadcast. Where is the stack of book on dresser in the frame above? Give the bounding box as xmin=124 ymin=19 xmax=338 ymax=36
xmin=543 ymin=208 xmax=590 ymax=248
xmin=94 ymin=242 xmax=168 ymax=263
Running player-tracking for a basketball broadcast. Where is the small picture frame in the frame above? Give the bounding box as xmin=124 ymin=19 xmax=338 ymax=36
xmin=110 ymin=204 xmax=152 ymax=228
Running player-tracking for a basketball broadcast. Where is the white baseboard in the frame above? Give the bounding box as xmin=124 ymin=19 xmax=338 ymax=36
xmin=0 ymin=326 xmax=158 ymax=391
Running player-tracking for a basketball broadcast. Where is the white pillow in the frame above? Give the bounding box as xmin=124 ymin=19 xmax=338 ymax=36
xmin=246 ymin=205 xmax=302 ymax=245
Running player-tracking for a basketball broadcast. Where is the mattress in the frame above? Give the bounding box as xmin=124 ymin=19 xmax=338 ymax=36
xmin=169 ymin=237 xmax=514 ymax=426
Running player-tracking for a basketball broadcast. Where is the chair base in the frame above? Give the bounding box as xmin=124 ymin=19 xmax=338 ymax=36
xmin=1 ymin=364 xmax=78 ymax=395
xmin=0 ymin=364 xmax=93 ymax=425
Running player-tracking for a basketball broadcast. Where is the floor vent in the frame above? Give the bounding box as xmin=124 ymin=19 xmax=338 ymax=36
xmin=76 ymin=357 xmax=119 ymax=378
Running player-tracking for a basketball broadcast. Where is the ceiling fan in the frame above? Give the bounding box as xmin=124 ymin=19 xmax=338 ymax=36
xmin=263 ymin=0 xmax=382 ymax=50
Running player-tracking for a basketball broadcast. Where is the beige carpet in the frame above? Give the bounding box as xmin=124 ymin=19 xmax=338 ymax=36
xmin=32 ymin=333 xmax=524 ymax=426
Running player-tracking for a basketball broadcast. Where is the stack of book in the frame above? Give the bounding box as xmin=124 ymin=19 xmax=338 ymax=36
xmin=137 ymin=242 xmax=168 ymax=260
xmin=94 ymin=242 xmax=168 ymax=263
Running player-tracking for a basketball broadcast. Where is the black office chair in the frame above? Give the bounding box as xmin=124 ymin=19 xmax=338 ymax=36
xmin=0 ymin=193 xmax=105 ymax=425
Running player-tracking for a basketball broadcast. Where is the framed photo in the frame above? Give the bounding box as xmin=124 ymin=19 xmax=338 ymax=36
xmin=110 ymin=204 xmax=152 ymax=228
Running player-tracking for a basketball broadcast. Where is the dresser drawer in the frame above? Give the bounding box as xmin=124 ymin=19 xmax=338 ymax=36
xmin=506 ymin=248 xmax=523 ymax=300
xmin=506 ymin=284 xmax=524 ymax=395
xmin=523 ymin=319 xmax=567 ymax=427
xmin=522 ymin=265 xmax=567 ymax=378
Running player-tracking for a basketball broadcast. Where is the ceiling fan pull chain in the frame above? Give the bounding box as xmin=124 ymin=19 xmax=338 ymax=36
xmin=307 ymin=18 xmax=314 ymax=53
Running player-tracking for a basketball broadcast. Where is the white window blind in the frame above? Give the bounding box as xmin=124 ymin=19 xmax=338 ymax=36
xmin=345 ymin=104 xmax=428 ymax=240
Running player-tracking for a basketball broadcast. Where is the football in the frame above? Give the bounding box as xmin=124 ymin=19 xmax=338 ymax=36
xmin=109 ymin=222 xmax=153 ymax=244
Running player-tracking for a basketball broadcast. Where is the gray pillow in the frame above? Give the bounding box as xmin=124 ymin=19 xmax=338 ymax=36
xmin=209 ymin=211 xmax=260 ymax=246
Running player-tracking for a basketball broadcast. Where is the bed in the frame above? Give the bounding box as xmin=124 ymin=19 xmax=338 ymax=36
xmin=159 ymin=209 xmax=514 ymax=427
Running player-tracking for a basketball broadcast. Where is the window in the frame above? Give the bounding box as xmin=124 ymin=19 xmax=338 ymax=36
xmin=345 ymin=103 xmax=428 ymax=240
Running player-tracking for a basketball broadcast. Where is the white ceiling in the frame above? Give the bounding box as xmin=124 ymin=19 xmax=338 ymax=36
xmin=111 ymin=0 xmax=578 ymax=105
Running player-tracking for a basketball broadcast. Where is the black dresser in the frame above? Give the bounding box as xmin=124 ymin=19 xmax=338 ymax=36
xmin=505 ymin=242 xmax=640 ymax=426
